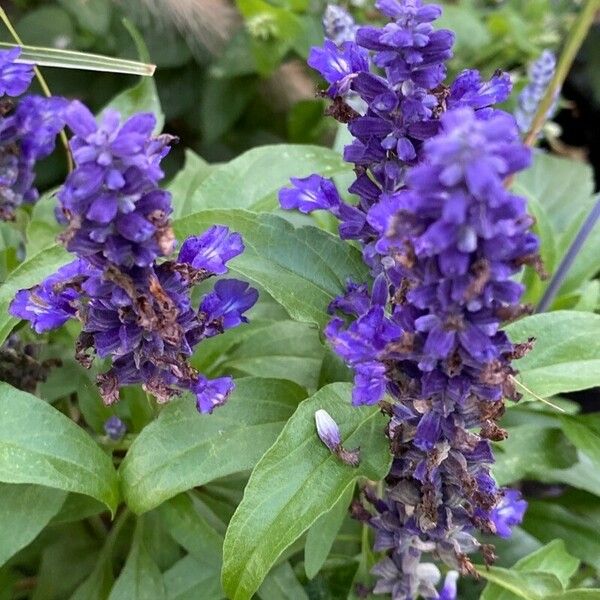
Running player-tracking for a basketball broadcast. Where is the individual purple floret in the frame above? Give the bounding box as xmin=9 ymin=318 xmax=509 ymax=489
xmin=515 ymin=50 xmax=557 ymax=134
xmin=0 ymin=48 xmax=34 ymax=98
xmin=490 ymin=489 xmax=527 ymax=538
xmin=104 ymin=415 xmax=127 ymax=441
xmin=281 ymin=0 xmax=538 ymax=596
xmin=279 ymin=175 xmax=342 ymax=214
xmin=10 ymin=103 xmax=258 ymax=413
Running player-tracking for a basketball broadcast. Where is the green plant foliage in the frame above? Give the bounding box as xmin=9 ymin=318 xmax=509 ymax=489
xmin=222 ymin=383 xmax=391 ymax=600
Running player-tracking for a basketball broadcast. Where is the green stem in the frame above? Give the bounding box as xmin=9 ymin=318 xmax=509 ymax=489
xmin=524 ymin=0 xmax=600 ymax=146
xmin=0 ymin=7 xmax=73 ymax=172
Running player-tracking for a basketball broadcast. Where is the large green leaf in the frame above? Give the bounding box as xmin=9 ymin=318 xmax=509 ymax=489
xmin=492 ymin=425 xmax=577 ymax=485
xmin=108 ymin=518 xmax=166 ymax=600
xmin=174 ymin=210 xmax=368 ymax=329
xmin=506 ymin=311 xmax=600 ymax=399
xmin=159 ymin=494 xmax=223 ymax=569
xmin=168 ymin=150 xmax=213 ymax=220
xmin=120 ymin=378 xmax=306 ymax=514
xmin=0 ymin=483 xmax=66 ymax=567
xmin=559 ymin=414 xmax=600 ymax=469
xmin=481 ymin=540 xmax=579 ymax=600
xmin=257 ymin=561 xmax=309 ymax=600
xmin=194 ymin=320 xmax=325 ymax=393
xmin=163 ymin=556 xmax=223 ymax=600
xmin=513 ymin=152 xmax=595 ymax=235
xmin=221 ymin=383 xmax=391 ymax=600
xmin=0 ymin=244 xmax=70 ymax=345
xmin=512 ymin=153 xmax=598 ymax=304
xmin=546 ymin=593 xmax=600 ymax=599
xmin=523 ymin=501 xmax=600 ymax=570
xmin=0 ymin=383 xmax=119 ymax=513
xmin=183 ymin=145 xmax=348 ymax=215
xmin=304 ymin=483 xmax=354 ymax=579
xmin=104 ymin=21 xmax=164 ymax=132
xmin=476 ymin=566 xmax=563 ymax=600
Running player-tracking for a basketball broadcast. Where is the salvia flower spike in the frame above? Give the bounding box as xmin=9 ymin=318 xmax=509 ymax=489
xmin=281 ymin=0 xmax=540 ymax=596
xmin=10 ymin=103 xmax=258 ymax=412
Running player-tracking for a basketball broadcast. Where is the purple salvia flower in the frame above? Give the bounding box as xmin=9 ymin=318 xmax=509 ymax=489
xmin=279 ymin=174 xmax=342 ymax=214
xmin=515 ymin=50 xmax=557 ymax=134
xmin=10 ymin=102 xmax=258 ymax=412
xmin=323 ymin=5 xmax=358 ymax=45
xmin=104 ymin=415 xmax=127 ymax=441
xmin=0 ymin=94 xmax=67 ymax=219
xmin=281 ymin=0 xmax=541 ymax=594
xmin=308 ymin=40 xmax=369 ymax=97
xmin=0 ymin=48 xmax=34 ymax=98
xmin=490 ymin=489 xmax=527 ymax=538
xmin=178 ymin=225 xmax=244 ymax=275
xmin=193 ymin=375 xmax=234 ymax=414
xmin=57 ymin=101 xmax=175 ymax=267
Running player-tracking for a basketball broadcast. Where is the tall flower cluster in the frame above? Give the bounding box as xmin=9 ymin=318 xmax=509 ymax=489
xmin=11 ymin=101 xmax=258 ymax=413
xmin=515 ymin=49 xmax=557 ymax=134
xmin=280 ymin=1 xmax=537 ymax=598
xmin=0 ymin=48 xmax=67 ymax=220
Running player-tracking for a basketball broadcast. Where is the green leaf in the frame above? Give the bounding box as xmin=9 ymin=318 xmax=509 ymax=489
xmin=104 ymin=21 xmax=164 ymax=132
xmin=159 ymin=494 xmax=223 ymax=568
xmin=221 ymin=382 xmax=391 ymax=600
xmin=174 ymin=211 xmax=368 ymax=329
xmin=168 ymin=150 xmax=213 ymax=220
xmin=0 ymin=483 xmax=66 ymax=567
xmin=108 ymin=518 xmax=166 ymax=600
xmin=0 ymin=244 xmax=70 ymax=346
xmin=200 ymin=76 xmax=257 ymax=143
xmin=492 ymin=425 xmax=577 ymax=485
xmin=513 ymin=152 xmax=595 ymax=238
xmin=164 ymin=556 xmax=223 ymax=600
xmin=523 ymin=501 xmax=600 ymax=570
xmin=506 ymin=311 xmax=600 ymax=399
xmin=195 ymin=320 xmax=325 ymax=393
xmin=257 ymin=562 xmax=309 ymax=600
xmin=16 ymin=6 xmax=75 ymax=48
xmin=480 ymin=540 xmax=579 ymax=600
xmin=120 ymin=378 xmax=306 ymax=514
xmin=57 ymin=0 xmax=111 ymax=35
xmin=559 ymin=414 xmax=600 ymax=469
xmin=0 ymin=43 xmax=154 ymax=76
xmin=183 ymin=145 xmax=349 ymax=215
xmin=476 ymin=566 xmax=563 ymax=600
xmin=304 ymin=483 xmax=353 ymax=579
xmin=0 ymin=382 xmax=119 ymax=513
xmin=546 ymin=592 xmax=600 ymax=599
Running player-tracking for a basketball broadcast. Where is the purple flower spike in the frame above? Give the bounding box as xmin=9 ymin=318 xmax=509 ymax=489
xmin=11 ymin=99 xmax=258 ymax=415
xmin=491 ymin=489 xmax=527 ymax=538
xmin=280 ymin=0 xmax=541 ymax=591
xmin=178 ymin=225 xmax=244 ymax=275
xmin=193 ymin=375 xmax=234 ymax=414
xmin=0 ymin=48 xmax=34 ymax=98
xmin=279 ymin=174 xmax=342 ymax=214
